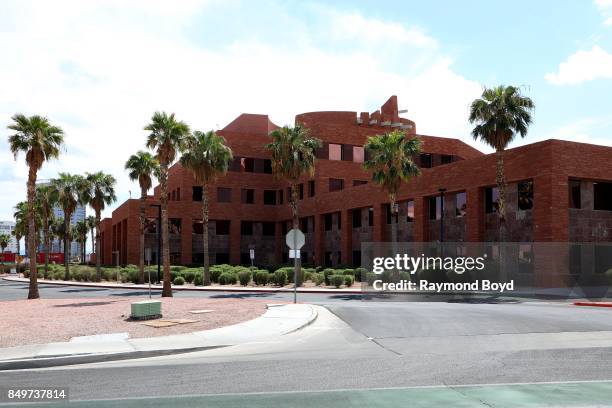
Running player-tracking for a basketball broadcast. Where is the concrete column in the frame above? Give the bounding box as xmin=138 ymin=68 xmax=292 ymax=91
xmin=533 ymin=173 xmax=569 ymax=241
xmin=413 ymin=197 xmax=427 ymax=242
xmin=372 ymin=204 xmax=385 ymax=242
xmin=181 ymin=216 xmax=192 ymax=265
xmin=340 ymin=209 xmax=352 ymax=265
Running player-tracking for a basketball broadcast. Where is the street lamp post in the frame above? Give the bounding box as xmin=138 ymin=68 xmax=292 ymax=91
xmin=149 ymin=204 xmax=162 ymax=283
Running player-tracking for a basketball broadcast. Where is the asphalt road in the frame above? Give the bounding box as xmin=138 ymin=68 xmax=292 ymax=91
xmin=2 ymin=279 xmax=612 ymax=406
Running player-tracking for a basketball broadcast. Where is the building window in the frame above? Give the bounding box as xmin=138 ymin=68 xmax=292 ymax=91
xmin=300 ymin=217 xmax=309 ymax=232
xmin=191 ymin=187 xmax=203 ymax=201
xmin=171 ymin=190 xmax=176 ymax=201
xmin=353 ymin=180 xmax=367 ymax=187
xmin=337 ymin=212 xmax=341 ymax=230
xmin=353 ymin=146 xmax=364 ymax=163
xmin=485 ymin=187 xmax=499 ymax=214
xmin=262 ymin=222 xmax=275 ymax=236
xmin=329 ymin=143 xmax=342 ymax=160
xmin=368 ymin=207 xmax=374 ymax=226
xmin=240 ymin=252 xmax=251 ymax=265
xmin=241 ymin=188 xmax=255 ymax=204
xmin=441 ymin=155 xmax=453 ymax=165
xmin=263 ymin=159 xmax=272 ymax=174
xmin=456 ymin=192 xmax=467 ymax=217
xmin=308 ymin=180 xmax=315 ymax=197
xmin=420 ymin=153 xmax=432 ymax=168
xmin=352 ymin=250 xmax=361 ymax=267
xmin=278 ymin=189 xmax=284 ymax=205
xmin=263 ymin=190 xmax=277 ymax=205
xmin=594 ymin=182 xmax=612 ymax=211
xmin=406 ymin=200 xmax=414 ymax=222
xmin=329 ymin=178 xmax=344 ymax=192
xmin=216 ymin=252 xmax=229 ymax=264
xmin=352 ymin=208 xmax=362 ymax=228
xmin=299 ymin=183 xmax=304 ymax=200
xmin=569 ymin=180 xmax=581 ymax=209
xmin=215 ymin=220 xmax=230 ymax=235
xmin=324 ymin=214 xmax=333 ymax=231
xmin=192 ymin=220 xmax=203 ymax=235
xmin=324 ymin=251 xmax=332 ymax=267
xmin=217 ymin=187 xmax=232 ymax=203
xmin=242 ymin=157 xmax=254 ymax=172
xmin=176 ymin=188 xmax=181 ymax=201
xmin=144 ymin=218 xmax=157 ymax=233
xmin=518 ymin=181 xmax=534 ymax=211
xmin=429 ymin=196 xmax=441 ymax=220
xmin=169 ymin=218 xmax=182 ymax=234
xmin=241 ymin=221 xmax=253 ymax=235
xmin=386 ymin=204 xmax=392 ymax=224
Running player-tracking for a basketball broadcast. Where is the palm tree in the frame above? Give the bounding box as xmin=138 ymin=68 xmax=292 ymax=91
xmin=363 ymin=130 xmax=421 ymax=248
xmin=8 ymin=114 xmax=64 ymax=299
xmin=125 ymin=151 xmax=159 ymax=284
xmin=265 ymin=125 xmax=321 ymax=285
xmin=74 ymin=220 xmax=89 ymax=264
xmin=52 ymin=173 xmax=85 ymax=280
xmin=81 ymin=172 xmax=117 ymax=281
xmin=36 ymin=184 xmax=58 ymax=274
xmin=86 ymin=215 xmax=96 ymax=264
xmin=469 ymin=85 xmax=534 ymax=241
xmin=0 ymin=233 xmax=9 ymax=254
xmin=13 ymin=201 xmax=27 ymax=261
xmin=180 ymin=131 xmax=233 ymax=286
xmin=145 ymin=112 xmax=190 ymax=297
xmin=51 ymin=217 xmax=66 ymax=255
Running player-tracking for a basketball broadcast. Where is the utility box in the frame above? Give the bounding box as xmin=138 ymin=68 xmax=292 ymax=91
xmin=130 ymin=300 xmax=162 ymax=320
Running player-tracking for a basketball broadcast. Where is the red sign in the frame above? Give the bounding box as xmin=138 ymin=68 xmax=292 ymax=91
xmin=0 ymin=252 xmax=16 ymax=263
xmin=36 ymin=253 xmax=64 ymax=264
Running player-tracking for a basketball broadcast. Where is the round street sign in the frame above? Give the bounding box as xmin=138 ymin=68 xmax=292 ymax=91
xmin=286 ymin=228 xmax=305 ymax=249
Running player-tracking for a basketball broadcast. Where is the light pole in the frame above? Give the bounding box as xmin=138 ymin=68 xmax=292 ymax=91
xmin=149 ymin=204 xmax=162 ymax=283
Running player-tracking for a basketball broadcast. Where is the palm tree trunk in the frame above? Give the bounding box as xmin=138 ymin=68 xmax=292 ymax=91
xmin=26 ymin=166 xmax=39 ymax=299
xmin=390 ymin=195 xmax=399 ymax=281
xmin=90 ymin=228 xmax=94 ymax=265
xmin=495 ymin=150 xmax=507 ymax=242
xmin=138 ymin=188 xmax=146 ymax=284
xmin=290 ymin=184 xmax=302 ymax=287
xmin=16 ymin=237 xmax=21 ymax=273
xmin=202 ymin=183 xmax=210 ymax=286
xmin=64 ymin=215 xmax=70 ymax=280
xmin=44 ymin=217 xmax=49 ymax=275
xmin=160 ymin=163 xmax=172 ymax=297
xmin=95 ymin=209 xmax=102 ymax=281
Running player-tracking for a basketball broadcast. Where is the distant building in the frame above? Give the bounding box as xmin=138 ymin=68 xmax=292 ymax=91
xmin=0 ymin=221 xmax=18 ymax=253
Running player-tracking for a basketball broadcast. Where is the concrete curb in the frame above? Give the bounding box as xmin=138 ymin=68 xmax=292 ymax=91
xmin=574 ymin=301 xmax=612 ymax=308
xmin=0 ymin=303 xmax=318 ymax=371
xmin=2 ymin=276 xmax=364 ymax=294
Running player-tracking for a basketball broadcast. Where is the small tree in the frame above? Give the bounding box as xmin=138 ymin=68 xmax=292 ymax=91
xmin=8 ymin=114 xmax=64 ymax=299
xmin=36 ymin=184 xmax=58 ymax=274
xmin=125 ymin=151 xmax=159 ymax=284
xmin=0 ymin=233 xmax=10 ymax=254
xmin=363 ymin=130 xmax=421 ymax=248
xmin=180 ymin=131 xmax=233 ymax=286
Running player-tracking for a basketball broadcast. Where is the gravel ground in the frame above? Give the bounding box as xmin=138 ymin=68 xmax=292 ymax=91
xmin=0 ymin=297 xmax=269 ymax=347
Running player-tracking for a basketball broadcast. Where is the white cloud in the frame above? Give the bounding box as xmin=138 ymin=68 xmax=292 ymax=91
xmin=532 ymin=116 xmax=612 ymax=147
xmin=0 ymin=1 xmax=482 ymax=220
xmin=545 ymin=46 xmax=612 ymax=85
xmin=595 ymin=0 xmax=612 ymax=25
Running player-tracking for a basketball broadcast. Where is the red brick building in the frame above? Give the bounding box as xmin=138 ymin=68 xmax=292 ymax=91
xmin=99 ymin=96 xmax=612 ymax=271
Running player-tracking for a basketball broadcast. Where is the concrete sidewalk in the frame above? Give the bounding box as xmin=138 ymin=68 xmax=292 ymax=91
xmin=2 ymin=276 xmax=363 ymax=294
xmin=0 ymin=303 xmax=317 ymax=370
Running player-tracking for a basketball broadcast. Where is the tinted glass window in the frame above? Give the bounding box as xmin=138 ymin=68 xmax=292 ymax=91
xmin=241 ymin=221 xmax=253 ymax=235
xmin=308 ymin=180 xmax=315 ymax=197
xmin=456 ymin=192 xmax=467 ymax=217
xmin=263 ymin=190 xmax=276 ymax=205
xmin=241 ymin=189 xmax=255 ymax=204
xmin=569 ymin=180 xmax=581 ymax=209
xmin=518 ymin=181 xmax=534 ymax=211
xmin=324 ymin=214 xmax=332 ymax=231
xmin=353 ymin=146 xmax=364 ymax=163
xmin=353 ymin=180 xmax=367 ymax=186
xmin=420 ymin=153 xmax=432 ymax=168
xmin=329 ymin=144 xmax=342 ymax=160
xmin=594 ymin=182 xmax=612 ymax=211
xmin=262 ymin=222 xmax=275 ymax=236
xmin=329 ymin=178 xmax=344 ymax=192
xmin=485 ymin=187 xmax=499 ymax=214
xmin=429 ymin=196 xmax=441 ymax=220
xmin=407 ymin=200 xmax=414 ymax=222
xmin=352 ymin=208 xmax=362 ymax=228
xmin=192 ymin=186 xmax=202 ymax=201
xmin=217 ymin=187 xmax=232 ymax=203
xmin=215 ymin=220 xmax=230 ymax=235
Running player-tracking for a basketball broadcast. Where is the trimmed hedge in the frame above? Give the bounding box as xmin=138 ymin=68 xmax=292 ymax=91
xmin=330 ymin=274 xmax=345 ymax=288
xmin=173 ymin=276 xmax=185 ymax=285
xmin=219 ymin=272 xmax=237 ymax=285
xmin=238 ymin=270 xmax=251 ymax=286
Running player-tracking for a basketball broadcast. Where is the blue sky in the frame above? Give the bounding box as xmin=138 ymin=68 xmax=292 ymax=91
xmin=1 ymin=0 xmax=611 ymax=222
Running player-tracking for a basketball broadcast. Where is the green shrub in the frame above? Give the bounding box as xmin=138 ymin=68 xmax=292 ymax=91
xmin=170 ymin=265 xmax=186 ymax=273
xmin=274 ymin=269 xmax=288 ymax=286
xmin=330 ymin=274 xmax=345 ymax=288
xmin=173 ymin=276 xmax=185 ymax=285
xmin=323 ymin=269 xmax=335 ymax=285
xmin=193 ymin=273 xmax=203 ymax=286
xmin=354 ymin=267 xmax=367 ymax=281
xmin=238 ymin=270 xmax=251 ymax=286
xmin=254 ymin=270 xmax=269 ymax=285
xmin=314 ymin=272 xmax=325 ymax=286
xmin=399 ymin=271 xmax=411 ymax=282
xmin=183 ymin=269 xmax=196 ymax=283
xmin=342 ymin=269 xmax=355 ymax=277
xmin=219 ymin=272 xmax=237 ymax=285
xmin=344 ymin=275 xmax=354 ymax=287
xmin=303 ymin=271 xmax=313 ymax=282
xmin=210 ymin=267 xmax=223 ymax=283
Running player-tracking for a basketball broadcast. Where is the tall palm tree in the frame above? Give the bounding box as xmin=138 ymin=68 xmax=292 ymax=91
xmin=125 ymin=151 xmax=159 ymax=284
xmin=86 ymin=215 xmax=96 ymax=264
xmin=265 ymin=125 xmax=321 ymax=285
xmin=469 ymin=85 xmax=534 ymax=241
xmin=36 ymin=184 xmax=58 ymax=274
xmin=52 ymin=173 xmax=84 ymax=280
xmin=180 ymin=131 xmax=233 ymax=286
xmin=0 ymin=233 xmax=9 ymax=254
xmin=8 ymin=114 xmax=64 ymax=299
xmin=145 ymin=112 xmax=190 ymax=297
xmin=74 ymin=220 xmax=88 ymax=264
xmin=51 ymin=217 xmax=66 ymax=255
xmin=13 ymin=202 xmax=27 ymax=260
xmin=81 ymin=172 xmax=117 ymax=281
xmin=363 ymin=130 xmax=421 ymax=248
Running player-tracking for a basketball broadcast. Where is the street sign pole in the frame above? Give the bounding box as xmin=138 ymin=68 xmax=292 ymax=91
xmin=286 ymin=228 xmax=305 ymax=305
xmin=293 ymin=230 xmax=297 ymax=304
